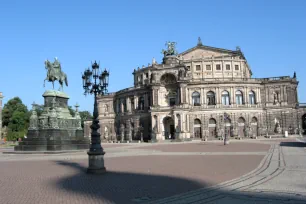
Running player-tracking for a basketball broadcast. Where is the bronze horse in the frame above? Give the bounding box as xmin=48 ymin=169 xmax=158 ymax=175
xmin=43 ymin=59 xmax=68 ymax=90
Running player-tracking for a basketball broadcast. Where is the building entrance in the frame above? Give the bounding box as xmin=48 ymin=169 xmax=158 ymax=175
xmin=163 ymin=117 xmax=175 ymax=139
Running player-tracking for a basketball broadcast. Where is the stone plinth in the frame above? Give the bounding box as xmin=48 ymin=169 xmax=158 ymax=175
xmin=14 ymin=90 xmax=90 ymax=152
xmin=162 ymin=55 xmax=179 ymax=65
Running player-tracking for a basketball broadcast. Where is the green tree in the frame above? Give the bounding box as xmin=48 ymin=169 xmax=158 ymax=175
xmin=2 ymin=97 xmax=27 ymax=127
xmin=2 ymin=97 xmax=29 ymax=141
xmin=68 ymin=106 xmax=75 ymax=117
xmin=79 ymin=111 xmax=92 ymax=128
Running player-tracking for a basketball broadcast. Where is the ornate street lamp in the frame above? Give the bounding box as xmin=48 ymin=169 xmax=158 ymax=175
xmin=82 ymin=61 xmax=109 ymax=174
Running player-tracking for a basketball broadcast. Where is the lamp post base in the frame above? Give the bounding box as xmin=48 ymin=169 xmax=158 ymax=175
xmin=87 ymin=151 xmax=106 ymax=174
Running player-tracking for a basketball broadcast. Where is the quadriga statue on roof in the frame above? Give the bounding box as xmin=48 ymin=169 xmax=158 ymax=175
xmin=162 ymin=41 xmax=178 ymax=56
xmin=43 ymin=57 xmax=68 ymax=91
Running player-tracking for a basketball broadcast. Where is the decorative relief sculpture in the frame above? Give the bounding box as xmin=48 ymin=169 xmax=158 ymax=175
xmin=48 ymin=98 xmax=59 ymax=129
xmin=273 ymin=91 xmax=280 ymax=104
xmin=29 ymin=102 xmax=38 ymax=130
xmin=104 ymin=126 xmax=109 ymax=139
xmin=152 ymin=57 xmax=156 ymax=65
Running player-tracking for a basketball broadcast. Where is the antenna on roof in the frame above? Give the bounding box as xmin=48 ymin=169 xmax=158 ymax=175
xmin=197 ymin=37 xmax=203 ymax=46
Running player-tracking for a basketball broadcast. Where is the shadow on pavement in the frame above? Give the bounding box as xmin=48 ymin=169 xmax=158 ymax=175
xmin=54 ymin=160 xmax=208 ymax=203
xmin=54 ymin=160 xmax=306 ymax=204
xmin=280 ymin=141 xmax=306 ymax=147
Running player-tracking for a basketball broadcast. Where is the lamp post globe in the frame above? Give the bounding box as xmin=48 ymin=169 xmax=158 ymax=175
xmin=82 ymin=61 xmax=110 ymax=174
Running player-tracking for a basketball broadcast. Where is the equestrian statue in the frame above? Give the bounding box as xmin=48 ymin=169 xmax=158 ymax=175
xmin=43 ymin=57 xmax=68 ymax=90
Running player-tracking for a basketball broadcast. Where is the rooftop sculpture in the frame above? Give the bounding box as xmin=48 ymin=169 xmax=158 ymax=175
xmin=162 ymin=41 xmax=178 ymax=56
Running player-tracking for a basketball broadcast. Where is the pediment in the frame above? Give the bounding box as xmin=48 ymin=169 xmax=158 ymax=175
xmin=180 ymin=45 xmax=240 ymax=60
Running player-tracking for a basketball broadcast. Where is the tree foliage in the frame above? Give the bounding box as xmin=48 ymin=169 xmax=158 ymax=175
xmin=2 ymin=97 xmax=29 ymax=141
xmin=68 ymin=106 xmax=75 ymax=117
xmin=79 ymin=111 xmax=92 ymax=128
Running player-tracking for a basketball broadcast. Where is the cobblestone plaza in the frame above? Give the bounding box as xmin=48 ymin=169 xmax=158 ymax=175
xmin=1 ymin=138 xmax=306 ymax=203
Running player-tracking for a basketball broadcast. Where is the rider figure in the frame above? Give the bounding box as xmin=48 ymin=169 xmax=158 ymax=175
xmin=52 ymin=57 xmax=62 ymax=74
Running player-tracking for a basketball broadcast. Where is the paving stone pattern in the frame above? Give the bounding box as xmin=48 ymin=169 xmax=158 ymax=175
xmin=0 ymin=138 xmax=306 ymax=203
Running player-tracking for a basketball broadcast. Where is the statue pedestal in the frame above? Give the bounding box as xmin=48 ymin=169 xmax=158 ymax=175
xmin=14 ymin=90 xmax=89 ymax=152
xmin=162 ymin=56 xmax=179 ymax=65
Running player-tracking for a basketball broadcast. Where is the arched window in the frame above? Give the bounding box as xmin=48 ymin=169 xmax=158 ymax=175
xmin=207 ymin=91 xmax=215 ymax=105
xmin=209 ymin=118 xmax=216 ymax=125
xmin=249 ymin=91 xmax=256 ymax=105
xmin=238 ymin=117 xmax=245 ymax=123
xmin=192 ymin=91 xmax=201 ymax=106
xmin=235 ymin=90 xmax=243 ymax=105
xmin=194 ymin=119 xmax=201 ymax=138
xmin=221 ymin=91 xmax=230 ymax=105
xmin=194 ymin=119 xmax=201 ymax=125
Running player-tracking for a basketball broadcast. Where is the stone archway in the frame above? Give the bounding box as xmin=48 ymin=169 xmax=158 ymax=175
xmin=251 ymin=117 xmax=258 ymax=137
xmin=238 ymin=117 xmax=245 ymax=137
xmin=208 ymin=118 xmax=217 ymax=138
xmin=224 ymin=117 xmax=232 ymax=137
xmin=194 ymin=119 xmax=201 ymax=139
xmin=163 ymin=116 xmax=175 ymax=139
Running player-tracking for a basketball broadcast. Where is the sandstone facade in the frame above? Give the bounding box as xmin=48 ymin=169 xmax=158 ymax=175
xmin=85 ymin=41 xmax=306 ymax=142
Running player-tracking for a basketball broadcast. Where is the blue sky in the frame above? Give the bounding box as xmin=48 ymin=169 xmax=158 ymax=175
xmin=0 ymin=0 xmax=305 ymax=111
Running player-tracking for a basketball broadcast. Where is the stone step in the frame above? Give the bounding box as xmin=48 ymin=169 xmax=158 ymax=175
xmin=14 ymin=143 xmax=89 ymax=151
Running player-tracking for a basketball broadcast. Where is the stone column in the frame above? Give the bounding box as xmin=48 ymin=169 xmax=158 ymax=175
xmin=191 ymin=61 xmax=194 ymax=79
xmin=265 ymin=88 xmax=269 ymax=105
xmin=201 ymin=115 xmax=205 ymax=139
xmin=179 ymin=86 xmax=183 ymax=104
xmin=201 ymin=88 xmax=205 ymax=105
xmin=155 ymin=115 xmax=159 ymax=133
xmin=212 ymin=58 xmax=215 ymax=78
xmin=184 ymin=87 xmax=188 ymax=104
xmin=134 ymin=96 xmax=138 ymax=109
xmin=204 ymin=88 xmax=207 ymax=107
xmin=177 ymin=87 xmax=180 ymax=105
xmin=284 ymin=85 xmax=288 ymax=102
xmin=152 ymin=88 xmax=159 ymax=106
xmin=187 ymin=114 xmax=190 ymax=132
xmin=256 ymin=88 xmax=259 ymax=104
xmin=189 ymin=115 xmax=194 ymax=138
xmin=245 ymin=87 xmax=248 ymax=104
xmin=181 ymin=113 xmax=185 ymax=132
xmin=186 ymin=88 xmax=189 ymax=104
xmin=126 ymin=120 xmax=132 ymax=142
xmin=116 ymin=99 xmax=120 ymax=113
xmin=230 ymin=86 xmax=234 ymax=105
xmin=134 ymin=118 xmax=139 ymax=140
xmin=216 ymin=87 xmax=220 ymax=105
xmin=120 ymin=100 xmax=124 ymax=113
xmin=126 ymin=97 xmax=131 ymax=113
xmin=120 ymin=123 xmax=125 ymax=142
